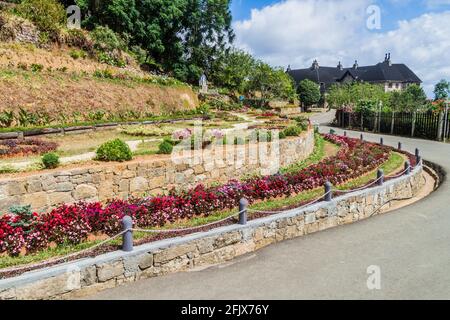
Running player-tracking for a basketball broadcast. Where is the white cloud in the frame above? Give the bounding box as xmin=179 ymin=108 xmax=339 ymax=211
xmin=233 ymin=0 xmax=450 ymax=97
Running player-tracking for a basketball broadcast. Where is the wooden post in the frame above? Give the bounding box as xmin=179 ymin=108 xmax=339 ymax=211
xmin=437 ymin=112 xmax=444 ymax=141
xmin=390 ymin=111 xmax=395 ymax=135
xmin=373 ymin=111 xmax=378 ymax=133
xmin=443 ymin=104 xmax=449 ymax=143
xmin=360 ymin=112 xmax=364 ymax=131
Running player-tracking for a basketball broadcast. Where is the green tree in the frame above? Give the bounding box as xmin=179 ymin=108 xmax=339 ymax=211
xmin=434 ymin=79 xmax=450 ymax=101
xmin=297 ymin=79 xmax=320 ymax=110
xmin=17 ymin=0 xmax=66 ymax=33
xmin=210 ymin=48 xmax=256 ymax=94
xmin=77 ymin=0 xmax=234 ymax=83
xmin=403 ymin=84 xmax=427 ymax=111
xmin=246 ymin=62 xmax=295 ymax=107
xmin=327 ymin=82 xmax=389 ymax=110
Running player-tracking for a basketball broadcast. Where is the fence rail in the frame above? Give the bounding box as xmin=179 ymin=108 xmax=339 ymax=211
xmin=335 ymin=110 xmax=450 ymax=141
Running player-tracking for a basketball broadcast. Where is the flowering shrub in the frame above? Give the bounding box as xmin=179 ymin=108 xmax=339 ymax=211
xmin=0 ymin=134 xmax=398 ymax=256
xmin=260 ymin=112 xmax=277 ymax=117
xmin=172 ymin=128 xmax=192 ymax=140
xmin=0 ymin=138 xmax=58 ymax=158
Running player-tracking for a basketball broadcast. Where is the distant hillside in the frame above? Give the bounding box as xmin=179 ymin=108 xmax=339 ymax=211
xmin=0 ymin=10 xmax=199 ymax=129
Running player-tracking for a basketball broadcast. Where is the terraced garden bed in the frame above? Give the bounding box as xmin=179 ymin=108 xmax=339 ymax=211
xmin=0 ymin=133 xmax=415 ymax=276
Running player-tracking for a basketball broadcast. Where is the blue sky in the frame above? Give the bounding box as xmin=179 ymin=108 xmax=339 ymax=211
xmin=231 ymin=0 xmax=450 ymax=31
xmin=230 ymin=0 xmax=450 ymax=97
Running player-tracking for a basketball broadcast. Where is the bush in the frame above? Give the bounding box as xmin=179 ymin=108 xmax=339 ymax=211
xmin=282 ymin=125 xmax=302 ymax=137
xmin=95 ymin=139 xmax=132 ymax=162
xmin=69 ymin=49 xmax=86 ymax=60
xmin=157 ymin=139 xmax=174 ymax=154
xmin=30 ymin=63 xmax=43 ymax=72
xmin=41 ymin=152 xmax=59 ymax=169
xmin=91 ymin=26 xmax=126 ymax=66
xmin=16 ymin=0 xmax=65 ymax=33
xmin=65 ymin=29 xmax=94 ymax=53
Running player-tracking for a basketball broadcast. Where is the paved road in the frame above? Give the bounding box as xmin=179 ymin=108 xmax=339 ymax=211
xmin=89 ymin=111 xmax=450 ymax=300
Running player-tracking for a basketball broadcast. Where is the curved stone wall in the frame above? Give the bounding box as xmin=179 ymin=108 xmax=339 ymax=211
xmin=0 ymin=128 xmax=315 ymax=213
xmin=0 ymin=159 xmax=424 ymax=300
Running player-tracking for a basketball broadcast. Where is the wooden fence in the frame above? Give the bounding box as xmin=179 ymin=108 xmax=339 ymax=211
xmin=335 ymin=110 xmax=450 ymax=141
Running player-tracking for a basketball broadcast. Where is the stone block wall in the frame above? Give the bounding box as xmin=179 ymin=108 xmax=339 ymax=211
xmin=0 ymin=129 xmax=314 ymax=213
xmin=0 ymin=163 xmax=424 ymax=300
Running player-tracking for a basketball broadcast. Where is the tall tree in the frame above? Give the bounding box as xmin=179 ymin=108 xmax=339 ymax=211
xmin=210 ymin=48 xmax=256 ymax=94
xmin=434 ymin=79 xmax=450 ymax=101
xmin=74 ymin=0 xmax=233 ymax=83
xmin=246 ymin=62 xmax=295 ymax=107
xmin=297 ymin=79 xmax=320 ymax=111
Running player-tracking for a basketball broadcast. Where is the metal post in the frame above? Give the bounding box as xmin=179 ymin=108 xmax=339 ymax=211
xmin=380 ymin=137 xmax=384 ymax=145
xmin=415 ymin=148 xmax=421 ymax=165
xmin=360 ymin=133 xmax=364 ymax=141
xmin=398 ymin=142 xmax=402 ymax=150
xmin=411 ymin=111 xmax=416 ymax=137
xmin=404 ymin=161 xmax=411 ymax=175
xmin=344 ymin=131 xmax=347 ymax=137
xmin=122 ymin=216 xmax=133 ymax=252
xmin=324 ymin=181 xmax=333 ymax=201
xmin=239 ymin=198 xmax=248 ymax=225
xmin=377 ymin=169 xmax=384 ymax=186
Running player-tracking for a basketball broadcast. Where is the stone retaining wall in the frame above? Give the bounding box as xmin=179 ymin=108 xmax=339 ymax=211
xmin=0 ymin=129 xmax=315 ymax=213
xmin=0 ymin=162 xmax=424 ymax=300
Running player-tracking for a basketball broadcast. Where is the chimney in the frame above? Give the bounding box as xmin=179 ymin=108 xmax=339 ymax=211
xmin=286 ymin=65 xmax=291 ymax=72
xmin=387 ymin=53 xmax=392 ymax=66
xmin=311 ymin=59 xmax=319 ymax=70
xmin=337 ymin=61 xmax=343 ymax=71
xmin=353 ymin=60 xmax=358 ymax=69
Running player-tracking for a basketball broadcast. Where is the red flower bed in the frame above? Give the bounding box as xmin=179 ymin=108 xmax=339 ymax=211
xmin=0 ymin=138 xmax=58 ymax=158
xmin=0 ymin=135 xmax=395 ymax=256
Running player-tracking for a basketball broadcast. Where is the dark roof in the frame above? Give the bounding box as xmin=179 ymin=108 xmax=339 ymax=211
xmin=287 ymin=61 xmax=422 ymax=89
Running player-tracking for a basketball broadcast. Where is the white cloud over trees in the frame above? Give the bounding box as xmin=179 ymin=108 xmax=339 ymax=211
xmin=233 ymin=0 xmax=450 ymax=96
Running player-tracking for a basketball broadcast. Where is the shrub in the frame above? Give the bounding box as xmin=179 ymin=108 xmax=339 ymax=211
xmin=91 ymin=26 xmax=126 ymax=66
xmin=30 ymin=63 xmax=43 ymax=72
xmin=16 ymin=0 xmax=65 ymax=33
xmin=282 ymin=125 xmax=302 ymax=137
xmin=157 ymin=139 xmax=174 ymax=154
xmin=69 ymin=49 xmax=86 ymax=60
xmin=95 ymin=139 xmax=132 ymax=162
xmin=65 ymin=29 xmax=94 ymax=53
xmin=41 ymin=152 xmax=59 ymax=169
